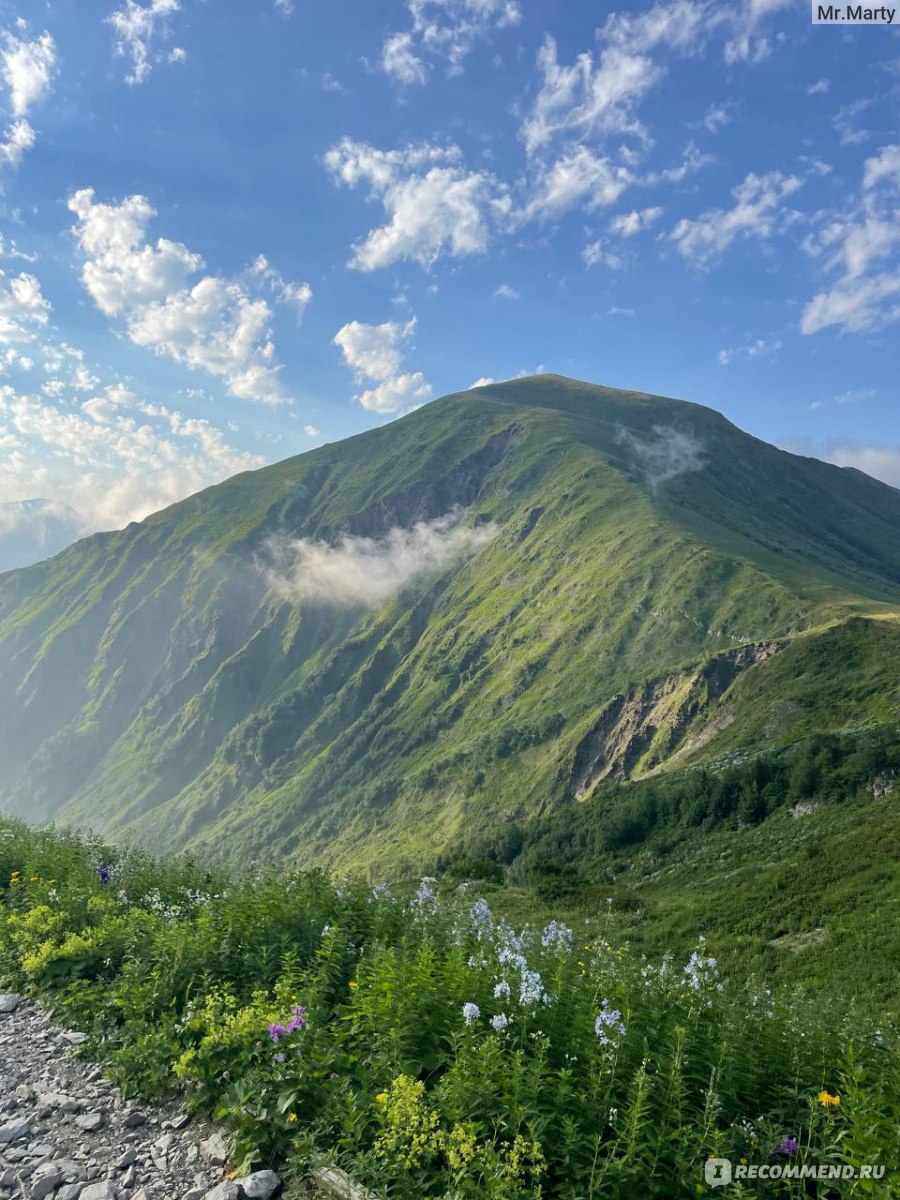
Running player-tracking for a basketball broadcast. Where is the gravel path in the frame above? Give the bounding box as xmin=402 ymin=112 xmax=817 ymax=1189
xmin=0 ymin=994 xmax=283 ymax=1200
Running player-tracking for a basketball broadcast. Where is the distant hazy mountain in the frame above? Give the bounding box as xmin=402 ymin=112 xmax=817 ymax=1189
xmin=1 ymin=375 xmax=899 ymax=871
xmin=0 ymin=499 xmax=85 ymax=573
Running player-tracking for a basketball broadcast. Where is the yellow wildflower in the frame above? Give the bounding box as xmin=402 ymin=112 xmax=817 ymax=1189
xmin=375 ymin=1092 xmax=388 ymax=1104
xmin=348 ymin=980 xmax=358 ymax=989
xmin=817 ymin=1091 xmax=840 ymax=1107
xmin=288 ymin=1113 xmax=298 ymax=1123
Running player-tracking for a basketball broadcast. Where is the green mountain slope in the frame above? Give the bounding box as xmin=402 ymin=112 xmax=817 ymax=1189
xmin=1 ymin=375 xmax=899 ymax=870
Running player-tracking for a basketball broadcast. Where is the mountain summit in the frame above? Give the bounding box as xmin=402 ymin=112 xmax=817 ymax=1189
xmin=1 ymin=375 xmax=899 ymax=869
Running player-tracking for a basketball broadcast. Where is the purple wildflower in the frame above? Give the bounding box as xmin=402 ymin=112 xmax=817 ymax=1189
xmin=268 ymin=1022 xmax=287 ymax=1044
xmin=777 ymin=1136 xmax=799 ymax=1156
xmin=96 ymin=865 xmax=112 ymax=884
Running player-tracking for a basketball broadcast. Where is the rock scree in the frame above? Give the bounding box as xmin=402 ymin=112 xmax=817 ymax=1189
xmin=0 ymin=995 xmax=283 ymax=1200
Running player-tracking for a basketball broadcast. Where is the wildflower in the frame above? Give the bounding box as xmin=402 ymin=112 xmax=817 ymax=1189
xmin=594 ymin=1000 xmax=626 ymax=1046
xmin=493 ymin=980 xmax=511 ymax=1001
xmin=96 ymin=865 xmax=112 ymax=884
xmin=274 ymin=1053 xmax=285 ymax=1063
xmin=349 ymin=981 xmax=358 ymax=990
xmin=519 ymin=969 xmax=546 ymax=1007
xmin=817 ymin=1091 xmax=840 ymax=1107
xmin=287 ymin=1005 xmax=307 ymax=1033
xmin=413 ymin=878 xmax=437 ymax=909
xmin=778 ymin=1136 xmax=799 ymax=1155
xmin=375 ymin=1092 xmax=388 ymax=1104
xmin=288 ymin=1113 xmax=297 ymax=1123
xmin=490 ymin=1013 xmax=509 ymax=1032
xmin=462 ymin=1002 xmax=480 ymax=1025
xmin=267 ymin=1022 xmax=287 ymax=1044
xmin=541 ymin=920 xmax=574 ymax=951
xmin=683 ymin=947 xmax=719 ymax=992
xmin=470 ymin=898 xmax=492 ymax=929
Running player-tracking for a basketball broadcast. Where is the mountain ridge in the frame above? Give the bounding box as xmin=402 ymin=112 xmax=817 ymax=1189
xmin=1 ymin=375 xmax=898 ymax=870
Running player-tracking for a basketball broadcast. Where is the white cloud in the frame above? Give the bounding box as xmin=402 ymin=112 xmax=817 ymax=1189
xmin=261 ymin=507 xmax=498 ymax=608
xmin=801 ymin=144 xmax=900 ymax=336
xmin=823 ymin=442 xmax=900 ymax=488
xmin=303 ymin=423 xmax=321 ymax=437
xmin=333 ymin=317 xmax=432 ymax=414
xmin=381 ymin=32 xmax=427 ymax=86
xmin=521 ymin=3 xmax=716 ymax=156
xmin=669 ymin=170 xmax=802 ymax=267
xmin=0 ymin=30 xmax=55 ymax=173
xmin=833 ymin=97 xmax=873 ymax=146
xmin=494 ymin=283 xmax=519 ymax=300
xmin=807 ymin=78 xmax=829 ymax=96
xmin=107 ymin=0 xmax=182 ymax=85
xmin=717 ymin=335 xmax=781 ymax=364
xmin=274 ymin=0 xmax=294 ymax=15
xmin=0 ymin=380 xmax=264 ymax=530
xmin=1 ymin=30 xmax=55 ymax=116
xmin=469 ymin=376 xmax=495 ymax=388
xmin=68 ymin=189 xmax=298 ymax=405
xmin=248 ymin=255 xmax=313 ymax=316
xmin=610 ymin=205 xmax=662 ymax=236
xmin=524 ymin=146 xmax=631 ymax=220
xmin=0 ymin=233 xmax=37 ymax=262
xmin=703 ymin=102 xmax=732 ymax=133
xmin=583 ymin=239 xmax=624 ymax=270
xmin=0 ymin=271 xmax=50 ymax=345
xmin=607 ymin=305 xmax=635 ymax=316
xmin=325 ymin=138 xmax=510 ymax=270
xmin=380 ymin=0 xmax=521 ymax=86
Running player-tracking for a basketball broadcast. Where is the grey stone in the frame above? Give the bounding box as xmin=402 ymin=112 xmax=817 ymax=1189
xmin=0 ymin=1117 xmax=32 ymax=1143
xmin=122 ymin=1109 xmax=146 ymax=1128
xmin=79 ymin=1183 xmax=119 ymax=1200
xmin=0 ymin=995 xmax=21 ymax=1014
xmin=202 ymin=1184 xmax=242 ymax=1200
xmin=238 ymin=1170 xmax=282 ymax=1199
xmin=28 ymin=1165 xmax=62 ymax=1199
xmin=198 ymin=1132 xmax=228 ymax=1167
xmin=57 ymin=1187 xmax=83 ymax=1200
xmin=75 ymin=1113 xmax=104 ymax=1133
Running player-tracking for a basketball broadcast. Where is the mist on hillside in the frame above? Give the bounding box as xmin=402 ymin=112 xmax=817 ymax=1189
xmin=616 ymin=424 xmax=706 ymax=492
xmin=259 ymin=506 xmax=499 ymax=607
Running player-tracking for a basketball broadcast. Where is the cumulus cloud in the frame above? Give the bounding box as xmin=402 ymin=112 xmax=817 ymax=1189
xmin=380 ymin=0 xmax=521 ymax=86
xmin=107 ymin=0 xmax=183 ymax=85
xmin=260 ymin=507 xmax=498 ymax=607
xmin=617 ymin=424 xmax=706 ymax=491
xmin=0 ymin=29 xmax=55 ymax=172
xmin=67 ymin=189 xmax=304 ymax=405
xmin=801 ymin=144 xmax=900 ymax=336
xmin=0 ymin=271 xmax=51 ymax=345
xmin=325 ymin=137 xmax=511 ymax=270
xmin=669 ymin=170 xmax=802 ymax=267
xmin=469 ymin=376 xmax=495 ymax=388
xmin=333 ymin=317 xmax=431 ymax=414
xmin=2 ymin=29 xmax=55 ymax=115
xmin=0 ymin=378 xmax=264 ymax=530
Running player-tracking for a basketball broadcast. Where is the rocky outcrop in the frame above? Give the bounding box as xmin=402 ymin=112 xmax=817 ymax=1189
xmin=571 ymin=640 xmax=784 ymax=797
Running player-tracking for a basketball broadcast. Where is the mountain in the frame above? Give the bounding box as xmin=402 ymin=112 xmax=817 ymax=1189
xmin=0 ymin=499 xmax=85 ymax=573
xmin=1 ymin=375 xmax=899 ymax=872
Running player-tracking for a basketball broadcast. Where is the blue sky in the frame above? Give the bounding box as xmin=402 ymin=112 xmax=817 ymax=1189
xmin=0 ymin=0 xmax=897 ymax=533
